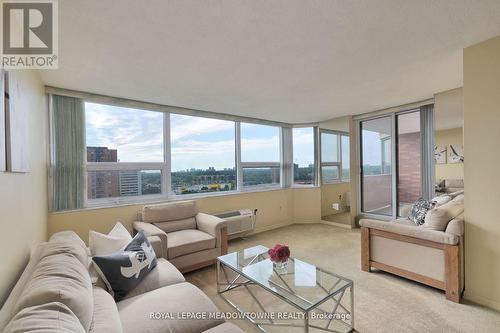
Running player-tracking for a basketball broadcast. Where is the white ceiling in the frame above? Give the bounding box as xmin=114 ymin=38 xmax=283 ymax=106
xmin=41 ymin=0 xmax=500 ymax=123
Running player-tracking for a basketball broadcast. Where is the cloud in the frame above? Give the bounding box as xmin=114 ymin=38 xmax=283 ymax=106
xmin=85 ymin=102 xmax=163 ymax=162
xmin=170 ymin=114 xmax=234 ymax=142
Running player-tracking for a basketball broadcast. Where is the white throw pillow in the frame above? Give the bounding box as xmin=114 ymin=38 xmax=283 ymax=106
xmin=88 ymin=222 xmax=132 ymax=256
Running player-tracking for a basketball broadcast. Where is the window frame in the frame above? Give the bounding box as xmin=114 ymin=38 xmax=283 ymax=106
xmin=320 ymin=129 xmax=350 ymax=184
xmin=239 ymin=122 xmax=282 ymax=190
xmin=49 ymin=92 xmax=320 ymax=211
xmin=291 ymin=125 xmax=317 ymax=187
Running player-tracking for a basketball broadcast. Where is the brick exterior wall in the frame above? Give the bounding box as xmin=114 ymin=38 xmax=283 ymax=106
xmin=398 ymin=132 xmax=421 ymax=203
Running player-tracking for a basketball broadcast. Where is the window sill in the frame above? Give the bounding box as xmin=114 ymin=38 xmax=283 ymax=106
xmin=322 ymin=180 xmax=351 ymax=185
xmin=50 ymin=187 xmax=289 ymax=214
xmin=291 ymin=184 xmax=319 ymax=189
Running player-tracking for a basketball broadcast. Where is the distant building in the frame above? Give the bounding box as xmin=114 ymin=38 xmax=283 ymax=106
xmin=87 ymin=146 xmax=119 ymax=199
xmin=293 ymin=163 xmax=299 ymax=179
xmin=119 ymin=171 xmax=141 ymax=197
xmin=87 ymin=146 xmax=117 ymax=162
xmin=88 ymin=170 xmax=119 ymax=199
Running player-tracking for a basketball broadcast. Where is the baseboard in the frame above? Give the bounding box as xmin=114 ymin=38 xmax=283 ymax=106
xmin=464 ymin=291 xmax=500 ymax=311
xmin=249 ymin=221 xmax=292 ymax=235
xmin=293 ymin=218 xmax=322 ymax=224
xmin=321 ymin=220 xmax=353 ymax=229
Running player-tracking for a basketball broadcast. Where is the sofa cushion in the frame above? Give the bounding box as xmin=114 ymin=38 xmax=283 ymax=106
xmin=360 ymin=218 xmax=459 ymax=245
xmin=117 ymin=282 xmax=223 ymax=333
xmin=393 ymin=218 xmax=416 ymax=226
xmin=89 ymin=222 xmax=132 ymax=256
xmin=423 ymin=200 xmax=464 ymax=231
xmin=0 ymin=243 xmax=53 ymax=332
xmin=154 ymin=217 xmax=197 ymax=233
xmin=167 ymin=229 xmax=216 ymax=259
xmin=123 ymin=258 xmax=185 ymax=300
xmin=49 ymin=230 xmax=88 ymax=255
xmin=452 ymin=194 xmax=464 ymax=203
xmin=142 ymin=201 xmax=198 ymax=223
xmin=203 ymin=323 xmax=246 ymax=333
xmin=45 ymin=232 xmax=89 ymax=266
xmin=4 ymin=302 xmax=86 ymax=333
xmin=445 ymin=179 xmax=464 ymax=189
xmin=14 ymin=252 xmax=94 ymax=331
xmin=89 ymin=287 xmax=123 ymax=333
xmin=92 ymin=231 xmax=157 ymax=301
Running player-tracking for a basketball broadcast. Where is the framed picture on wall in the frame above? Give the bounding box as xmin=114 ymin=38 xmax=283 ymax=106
xmin=0 ymin=69 xmax=5 ymax=172
xmin=5 ymin=72 xmax=31 ymax=173
xmin=448 ymin=144 xmax=464 ymax=164
xmin=434 ymin=145 xmax=447 ymax=164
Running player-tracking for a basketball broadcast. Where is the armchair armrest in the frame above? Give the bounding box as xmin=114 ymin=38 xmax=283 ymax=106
xmin=360 ymin=218 xmax=459 ymax=245
xmin=195 ymin=213 xmax=228 ymax=251
xmin=133 ymin=221 xmax=168 ymax=258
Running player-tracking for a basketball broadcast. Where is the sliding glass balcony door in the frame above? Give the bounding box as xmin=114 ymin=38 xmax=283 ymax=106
xmin=360 ymin=116 xmax=393 ymax=216
xmin=396 ymin=111 xmax=422 ymax=214
xmin=359 ymin=108 xmax=431 ymax=218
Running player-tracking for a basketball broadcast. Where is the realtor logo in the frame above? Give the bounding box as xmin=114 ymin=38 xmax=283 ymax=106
xmin=1 ymin=0 xmax=58 ymax=69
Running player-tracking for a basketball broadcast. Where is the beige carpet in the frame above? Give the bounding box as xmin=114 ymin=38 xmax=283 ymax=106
xmin=185 ymin=224 xmax=500 ymax=333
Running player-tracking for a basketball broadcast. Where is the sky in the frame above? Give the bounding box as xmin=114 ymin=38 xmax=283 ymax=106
xmin=85 ymin=103 xmax=315 ymax=171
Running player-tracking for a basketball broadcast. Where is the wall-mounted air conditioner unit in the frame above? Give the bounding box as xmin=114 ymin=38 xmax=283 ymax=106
xmin=214 ymin=208 xmax=255 ymax=239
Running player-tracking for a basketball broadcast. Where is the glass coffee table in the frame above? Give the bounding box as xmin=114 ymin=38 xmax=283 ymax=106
xmin=217 ymin=245 xmax=354 ymax=333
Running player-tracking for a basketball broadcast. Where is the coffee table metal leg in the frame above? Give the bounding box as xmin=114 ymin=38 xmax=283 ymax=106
xmin=304 ymin=311 xmax=309 ymax=333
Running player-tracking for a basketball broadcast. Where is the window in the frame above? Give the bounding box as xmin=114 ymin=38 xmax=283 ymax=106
xmin=292 ymin=127 xmax=315 ymax=185
xmin=85 ymin=102 xmax=165 ymax=202
xmin=86 ymin=102 xmax=163 ymax=162
xmin=320 ymin=130 xmax=349 ymax=183
xmin=341 ymin=135 xmax=350 ymax=180
xmin=51 ymin=94 xmax=320 ymax=211
xmin=170 ymin=114 xmax=236 ymax=195
xmin=240 ymin=123 xmax=281 ymax=187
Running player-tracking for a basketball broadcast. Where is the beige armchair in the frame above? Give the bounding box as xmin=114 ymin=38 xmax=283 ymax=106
xmin=133 ymin=200 xmax=228 ymax=273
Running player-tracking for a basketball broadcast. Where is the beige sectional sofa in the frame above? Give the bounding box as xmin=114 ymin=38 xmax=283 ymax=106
xmin=133 ymin=200 xmax=228 ymax=273
xmin=360 ymin=194 xmax=464 ymax=302
xmin=0 ymin=231 xmax=243 ymax=333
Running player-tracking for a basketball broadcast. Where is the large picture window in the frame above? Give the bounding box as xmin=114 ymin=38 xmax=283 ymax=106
xmin=170 ymin=114 xmax=236 ymax=195
xmin=85 ymin=102 xmax=164 ymax=201
xmin=240 ymin=123 xmax=281 ymax=188
xmin=51 ymin=94 xmax=319 ymax=211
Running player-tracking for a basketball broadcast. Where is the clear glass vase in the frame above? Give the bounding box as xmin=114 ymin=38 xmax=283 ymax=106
xmin=273 ymin=259 xmax=288 ymax=274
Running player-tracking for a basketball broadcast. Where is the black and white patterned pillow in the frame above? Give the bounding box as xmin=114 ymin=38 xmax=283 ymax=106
xmin=408 ymin=198 xmax=436 ymax=226
xmin=92 ymin=231 xmax=157 ymax=301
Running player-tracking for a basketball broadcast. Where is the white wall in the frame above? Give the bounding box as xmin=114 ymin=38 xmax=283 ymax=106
xmin=463 ymin=35 xmax=500 ymax=311
xmin=0 ymin=70 xmax=48 ymax=305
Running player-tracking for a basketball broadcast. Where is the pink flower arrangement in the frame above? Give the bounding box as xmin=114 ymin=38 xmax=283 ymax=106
xmin=268 ymin=244 xmax=290 ymax=263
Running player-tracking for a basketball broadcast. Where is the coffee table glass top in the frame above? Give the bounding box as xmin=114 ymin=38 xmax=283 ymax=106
xmin=217 ymin=245 xmax=353 ymax=311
